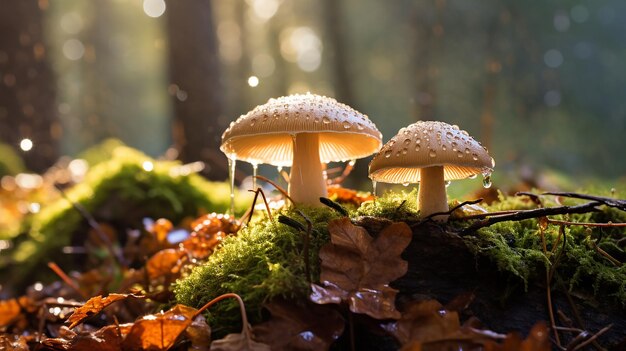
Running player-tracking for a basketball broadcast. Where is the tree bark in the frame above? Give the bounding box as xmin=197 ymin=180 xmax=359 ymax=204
xmin=166 ymin=0 xmax=226 ymax=180
xmin=0 ymin=0 xmax=59 ymax=172
xmin=321 ymin=0 xmax=353 ymax=106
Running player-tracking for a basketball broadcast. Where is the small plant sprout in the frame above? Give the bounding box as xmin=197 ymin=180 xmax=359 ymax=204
xmin=221 ymin=93 xmax=382 ymax=207
xmin=368 ymin=121 xmax=494 ymax=221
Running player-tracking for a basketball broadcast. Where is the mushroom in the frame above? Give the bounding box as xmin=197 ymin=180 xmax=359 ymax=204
xmin=368 ymin=121 xmax=494 ymax=221
xmin=221 ymin=93 xmax=382 ymax=207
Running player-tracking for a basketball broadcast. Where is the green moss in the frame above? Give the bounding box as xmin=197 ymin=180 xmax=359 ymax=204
xmin=4 ymin=146 xmax=248 ymax=283
xmin=174 ymin=206 xmax=341 ymax=334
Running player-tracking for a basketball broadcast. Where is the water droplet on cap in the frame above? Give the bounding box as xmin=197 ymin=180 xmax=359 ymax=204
xmin=322 ymin=116 xmax=330 ymax=124
xmin=482 ymin=175 xmax=492 ymax=188
xmin=384 ymin=150 xmax=392 ymax=158
xmin=342 ymin=121 xmax=351 ymax=129
xmin=429 ymin=149 xmax=436 ymax=158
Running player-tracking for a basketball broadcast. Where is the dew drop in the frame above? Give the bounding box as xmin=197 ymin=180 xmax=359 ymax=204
xmin=342 ymin=121 xmax=351 ymax=129
xmin=468 ymin=174 xmax=477 ymax=179
xmin=490 ymin=157 xmax=496 ymax=167
xmin=357 ymin=123 xmax=364 ymax=130
xmin=445 ymin=180 xmax=451 ymax=187
xmin=403 ymin=138 xmax=411 ymax=146
xmin=415 ymin=145 xmax=421 ymax=151
xmin=446 ymin=131 xmax=453 ymax=138
xmin=314 ymin=117 xmax=320 ymax=123
xmin=384 ymin=150 xmax=392 ymax=158
xmin=395 ymin=150 xmax=401 ymax=157
xmin=465 ymin=148 xmax=470 ymax=154
xmin=442 ymin=145 xmax=447 ymax=151
xmin=415 ymin=137 xmax=421 ymax=144
xmin=472 ymin=153 xmax=478 ymax=161
xmin=457 ymin=150 xmax=463 ymax=158
xmin=322 ymin=116 xmax=331 ymax=124
xmin=401 ymin=148 xmax=408 ymax=155
xmin=228 ymin=157 xmax=237 ymax=216
xmin=482 ymin=175 xmax=492 ymax=188
xmin=262 ymin=114 xmax=269 ymax=122
xmin=402 ymin=182 xmax=410 ymax=187
xmin=372 ymin=180 xmax=377 ymax=196
xmin=428 ymin=149 xmax=436 ymax=158
xmin=250 ymin=118 xmax=256 ymax=126
xmin=452 ymin=124 xmax=459 ymax=130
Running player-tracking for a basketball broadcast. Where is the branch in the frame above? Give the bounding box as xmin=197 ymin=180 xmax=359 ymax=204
xmin=542 ymin=192 xmax=626 ymax=211
xmin=460 ymin=201 xmax=602 ymax=235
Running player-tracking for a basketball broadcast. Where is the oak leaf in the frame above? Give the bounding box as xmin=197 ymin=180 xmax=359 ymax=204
xmin=67 ymin=293 xmax=143 ymax=329
xmin=386 ymin=300 xmax=461 ymax=345
xmin=252 ymin=299 xmax=344 ymax=351
xmin=145 ymin=248 xmax=188 ymax=281
xmin=310 ymin=218 xmax=412 ymax=319
xmin=482 ymin=322 xmax=551 ymax=351
xmin=121 ymin=304 xmax=197 ymax=351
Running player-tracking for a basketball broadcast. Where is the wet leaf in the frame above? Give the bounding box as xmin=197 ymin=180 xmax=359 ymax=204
xmin=483 ymin=322 xmax=551 ymax=351
xmin=210 ymin=329 xmax=271 ymax=351
xmin=0 ymin=334 xmax=29 ymax=351
xmin=185 ymin=315 xmax=211 ymax=351
xmin=310 ymin=218 xmax=412 ymax=319
xmin=327 ymin=186 xmax=374 ymax=206
xmin=121 ymin=304 xmax=197 ymax=351
xmin=182 ymin=213 xmax=240 ymax=259
xmin=252 ymin=299 xmax=344 ymax=351
xmin=68 ymin=324 xmax=128 ymax=351
xmin=145 ymin=248 xmax=188 ymax=281
xmin=386 ymin=300 xmax=461 ymax=345
xmin=67 ymin=293 xmax=143 ymax=329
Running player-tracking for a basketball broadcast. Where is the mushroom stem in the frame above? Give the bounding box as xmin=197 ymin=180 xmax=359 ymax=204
xmin=289 ymin=133 xmax=327 ymax=207
xmin=418 ymin=165 xmax=449 ymax=221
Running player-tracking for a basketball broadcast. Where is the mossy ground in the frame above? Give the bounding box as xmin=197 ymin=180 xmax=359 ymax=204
xmin=175 ymin=187 xmax=626 ymax=335
xmin=1 ymin=146 xmax=249 ymax=286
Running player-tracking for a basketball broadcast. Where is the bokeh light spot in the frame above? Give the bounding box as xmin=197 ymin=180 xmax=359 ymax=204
xmin=143 ymin=0 xmax=166 ymax=18
xmin=20 ymin=138 xmax=33 ymax=151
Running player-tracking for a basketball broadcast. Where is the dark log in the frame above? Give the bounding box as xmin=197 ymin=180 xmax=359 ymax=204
xmin=355 ymin=216 xmax=626 ymax=349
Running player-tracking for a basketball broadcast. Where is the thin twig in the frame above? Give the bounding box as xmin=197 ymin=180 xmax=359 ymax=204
xmin=243 ymin=188 xmax=274 ymax=224
xmin=328 ymin=160 xmax=355 ymax=185
xmin=254 ymin=175 xmax=294 ymax=205
xmin=547 ymin=218 xmax=626 ymax=227
xmin=542 ymin=192 xmax=626 ymax=211
xmin=47 ymin=262 xmax=88 ymax=300
xmin=451 ymin=209 xmax=519 ymax=220
xmin=539 ymin=222 xmax=561 ymax=347
xmin=413 ymin=199 xmax=483 ymax=227
xmin=319 ymin=197 xmax=349 ymax=216
xmin=590 ymin=240 xmax=622 ymax=266
xmin=571 ymin=324 xmax=612 ymax=351
xmin=54 ymin=184 xmax=126 ymax=267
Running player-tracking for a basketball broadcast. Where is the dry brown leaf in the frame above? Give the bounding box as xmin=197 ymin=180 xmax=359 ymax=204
xmin=184 ymin=315 xmax=211 ymax=351
xmin=182 ymin=213 xmax=240 ymax=260
xmin=68 ymin=324 xmax=127 ymax=351
xmin=327 ymin=186 xmax=374 ymax=206
xmin=310 ymin=218 xmax=412 ymax=319
xmin=67 ymin=293 xmax=143 ymax=329
xmin=0 ymin=334 xmax=30 ymax=351
xmin=252 ymin=299 xmax=344 ymax=351
xmin=120 ymin=304 xmax=197 ymax=351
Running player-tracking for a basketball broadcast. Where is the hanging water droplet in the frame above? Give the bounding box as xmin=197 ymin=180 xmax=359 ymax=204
xmin=402 ymin=182 xmax=410 ymax=187
xmin=482 ymin=175 xmax=492 ymax=188
xmin=490 ymin=157 xmax=496 ymax=167
xmin=395 ymin=150 xmax=401 ymax=157
xmin=401 ymin=148 xmax=408 ymax=155
xmin=403 ymin=138 xmax=411 ymax=146
xmin=314 ymin=117 xmax=320 ymax=123
xmin=465 ymin=148 xmax=470 ymax=154
xmin=277 ymin=165 xmax=283 ymax=174
xmin=445 ymin=180 xmax=451 ymax=187
xmin=442 ymin=145 xmax=447 ymax=151
xmin=457 ymin=150 xmax=463 ymax=158
xmin=472 ymin=153 xmax=478 ymax=161
xmin=416 ymin=137 xmax=421 ymax=144
xmin=356 ymin=123 xmax=364 ymax=130
xmin=262 ymin=114 xmax=269 ymax=122
xmin=468 ymin=174 xmax=477 ymax=179
xmin=348 ymin=159 xmax=356 ymax=166
xmin=452 ymin=124 xmax=459 ymax=130
xmin=252 ymin=163 xmax=258 ymax=190
xmin=228 ymin=157 xmax=237 ymax=216
xmin=428 ymin=149 xmax=436 ymax=158
xmin=384 ymin=150 xmax=392 ymax=158
xmin=342 ymin=121 xmax=351 ymax=129
xmin=250 ymin=118 xmax=256 ymax=126
xmin=451 ymin=141 xmax=457 ymax=151
xmin=372 ymin=180 xmax=377 ymax=196
xmin=322 ymin=116 xmax=331 ymax=124
xmin=415 ymin=145 xmax=421 ymax=151
xmin=445 ymin=131 xmax=453 ymax=138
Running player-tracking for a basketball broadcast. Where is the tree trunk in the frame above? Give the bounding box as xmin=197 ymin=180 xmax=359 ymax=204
xmin=321 ymin=0 xmax=353 ymax=106
xmin=0 ymin=0 xmax=59 ymax=172
xmin=166 ymin=0 xmax=226 ymax=180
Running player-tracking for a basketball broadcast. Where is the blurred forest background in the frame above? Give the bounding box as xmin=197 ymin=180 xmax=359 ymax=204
xmin=1 ymin=0 xmax=625 ymax=187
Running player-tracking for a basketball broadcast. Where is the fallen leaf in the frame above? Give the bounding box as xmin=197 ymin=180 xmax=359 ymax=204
xmin=327 ymin=186 xmax=374 ymax=206
xmin=0 ymin=334 xmax=29 ymax=351
xmin=386 ymin=300 xmax=461 ymax=345
xmin=0 ymin=298 xmax=22 ymax=327
xmin=310 ymin=218 xmax=412 ymax=319
xmin=67 ymin=293 xmax=143 ymax=329
xmin=182 ymin=213 xmax=240 ymax=259
xmin=121 ymin=304 xmax=197 ymax=351
xmin=210 ymin=329 xmax=270 ymax=351
xmin=185 ymin=314 xmax=211 ymax=351
xmin=252 ymin=299 xmax=344 ymax=351
xmin=145 ymin=248 xmax=188 ymax=281
xmin=483 ymin=322 xmax=551 ymax=351
xmin=68 ymin=324 xmax=128 ymax=351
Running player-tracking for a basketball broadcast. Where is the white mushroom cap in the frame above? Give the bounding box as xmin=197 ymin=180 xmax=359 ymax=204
xmin=221 ymin=93 xmax=383 ymax=166
xmin=368 ymin=121 xmax=494 ymax=183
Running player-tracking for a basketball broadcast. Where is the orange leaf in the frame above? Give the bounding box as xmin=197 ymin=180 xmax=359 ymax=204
xmin=121 ymin=304 xmax=197 ymax=351
xmin=0 ymin=299 xmax=22 ymax=327
xmin=67 ymin=293 xmax=143 ymax=329
xmin=145 ymin=248 xmax=188 ymax=280
xmin=310 ymin=218 xmax=412 ymax=319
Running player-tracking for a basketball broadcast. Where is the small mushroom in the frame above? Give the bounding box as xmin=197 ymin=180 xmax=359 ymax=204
xmin=368 ymin=121 xmax=494 ymax=221
xmin=221 ymin=93 xmax=382 ymax=207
